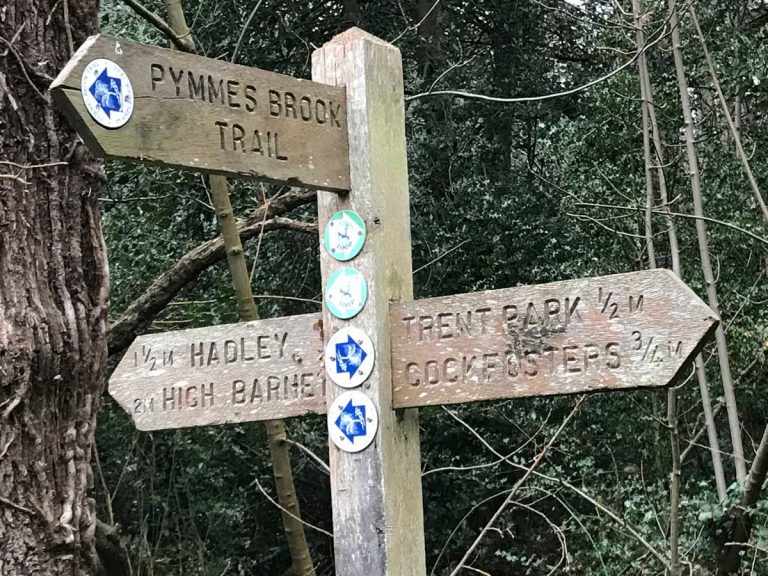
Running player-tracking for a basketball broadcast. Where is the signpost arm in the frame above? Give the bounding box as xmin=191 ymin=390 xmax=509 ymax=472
xmin=312 ymin=29 xmax=427 ymax=575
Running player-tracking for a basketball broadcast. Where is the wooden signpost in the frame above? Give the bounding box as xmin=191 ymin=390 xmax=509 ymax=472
xmin=50 ymin=35 xmax=350 ymax=191
xmin=55 ymin=27 xmax=719 ymax=576
xmin=312 ymin=29 xmax=426 ymax=574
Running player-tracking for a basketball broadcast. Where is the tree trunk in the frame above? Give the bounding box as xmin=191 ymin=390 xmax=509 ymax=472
xmin=632 ymin=0 xmax=726 ymax=504
xmin=634 ymin=6 xmax=681 ymax=572
xmin=637 ymin=4 xmax=727 ymax=502
xmin=0 ymin=0 xmax=119 ymax=574
xmin=667 ymin=0 xmax=747 ymax=485
xmin=689 ymin=7 xmax=768 ymax=225
xmin=209 ymin=176 xmax=317 ymax=576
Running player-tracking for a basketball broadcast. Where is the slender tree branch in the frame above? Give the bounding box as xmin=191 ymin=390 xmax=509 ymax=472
xmin=669 ymin=0 xmax=748 ymax=496
xmin=145 ymin=3 xmax=319 ymax=572
xmin=406 ymin=11 xmax=670 ymax=103
xmin=232 ymin=0 xmax=265 ymax=64
xmin=449 ymin=397 xmax=586 ymax=576
xmin=633 ymin=4 xmax=681 ymax=571
xmin=121 ymin=0 xmax=195 ymax=52
xmin=574 ymin=202 xmax=768 ymax=247
xmin=444 ymin=407 xmax=672 ymax=571
xmin=283 ymin=438 xmax=330 ymax=475
xmin=107 ymin=189 xmax=316 ymax=356
xmin=390 ymin=0 xmax=443 ymax=43
xmin=163 ymin=0 xmax=195 ymax=52
xmin=689 ymin=6 xmax=768 ymax=225
xmin=252 ymin=478 xmax=333 ymax=539
xmin=681 ymin=403 xmax=724 ymax=463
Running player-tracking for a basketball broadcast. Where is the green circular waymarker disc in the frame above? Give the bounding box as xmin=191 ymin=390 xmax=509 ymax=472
xmin=323 ymin=210 xmax=366 ymax=262
xmin=325 ymin=267 xmax=368 ymax=320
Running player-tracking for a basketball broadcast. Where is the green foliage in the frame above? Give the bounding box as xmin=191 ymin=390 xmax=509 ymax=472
xmin=94 ymin=0 xmax=768 ymax=574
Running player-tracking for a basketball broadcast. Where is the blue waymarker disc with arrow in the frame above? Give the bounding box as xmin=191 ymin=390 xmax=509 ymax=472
xmin=327 ymin=391 xmax=378 ymax=453
xmin=80 ymin=58 xmax=134 ymax=129
xmin=325 ymin=327 xmax=375 ymax=388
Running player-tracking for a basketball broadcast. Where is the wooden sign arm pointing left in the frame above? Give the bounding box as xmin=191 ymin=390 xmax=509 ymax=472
xmin=50 ymin=34 xmax=351 ymax=191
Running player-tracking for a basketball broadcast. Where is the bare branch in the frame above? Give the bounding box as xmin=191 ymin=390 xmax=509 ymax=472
xmin=232 ymin=0 xmax=265 ymax=64
xmin=252 ymin=478 xmax=333 ymax=538
xmin=120 ymin=0 xmax=195 ymax=52
xmin=406 ymin=12 xmax=669 ymax=103
xmin=0 ymin=495 xmax=36 ymax=516
xmin=444 ymin=407 xmax=671 ymax=571
xmin=107 ymin=189 xmax=316 ymax=356
xmin=574 ymin=202 xmax=768 ymax=247
xmin=283 ymin=438 xmax=330 ymax=475
xmin=449 ymin=397 xmax=586 ymax=576
xmin=390 ymin=0 xmax=443 ymax=43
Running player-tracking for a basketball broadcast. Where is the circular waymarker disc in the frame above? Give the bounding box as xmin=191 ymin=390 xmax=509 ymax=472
xmin=327 ymin=391 xmax=378 ymax=453
xmin=325 ymin=327 xmax=375 ymax=389
xmin=81 ymin=58 xmax=134 ymax=129
xmin=325 ymin=267 xmax=368 ymax=320
xmin=323 ymin=210 xmax=367 ymax=262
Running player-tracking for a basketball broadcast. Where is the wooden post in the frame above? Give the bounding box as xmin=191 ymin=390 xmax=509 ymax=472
xmin=312 ymin=29 xmax=426 ymax=575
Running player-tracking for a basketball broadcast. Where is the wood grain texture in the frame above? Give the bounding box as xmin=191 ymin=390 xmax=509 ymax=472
xmin=50 ymin=35 xmax=350 ymax=191
xmin=391 ymin=269 xmax=718 ymax=408
xmin=312 ymin=28 xmax=427 ymax=576
xmin=108 ymin=313 xmax=325 ymax=430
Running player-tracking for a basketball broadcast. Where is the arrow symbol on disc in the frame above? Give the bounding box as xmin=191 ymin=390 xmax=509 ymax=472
xmin=89 ymin=67 xmax=124 ymax=117
xmin=334 ymin=336 xmax=367 ymax=378
xmin=334 ymin=399 xmax=367 ymax=443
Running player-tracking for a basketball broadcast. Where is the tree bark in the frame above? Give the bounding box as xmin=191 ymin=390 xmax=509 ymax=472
xmin=0 ymin=0 xmax=123 ymax=573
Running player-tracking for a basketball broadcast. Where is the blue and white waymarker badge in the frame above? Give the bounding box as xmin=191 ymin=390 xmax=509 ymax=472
xmin=325 ymin=327 xmax=375 ymax=389
xmin=323 ymin=210 xmax=366 ymax=262
xmin=327 ymin=391 xmax=378 ymax=453
xmin=325 ymin=267 xmax=368 ymax=320
xmin=81 ymin=58 xmax=134 ymax=129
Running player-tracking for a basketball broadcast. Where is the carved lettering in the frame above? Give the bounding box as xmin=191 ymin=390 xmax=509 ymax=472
xmin=169 ymin=67 xmax=184 ymax=96
xmin=188 ymin=72 xmax=205 ymax=100
xmin=244 ymin=85 xmax=257 ymax=111
xmin=284 ymin=92 xmax=296 ymax=119
xmin=315 ymin=99 xmax=326 ymax=124
xmin=437 ymin=312 xmax=453 ymax=339
xmin=226 ymin=80 xmax=241 ymax=108
xmin=150 ymin=63 xmax=164 ymax=91
xmin=208 ymin=76 xmax=224 ymax=104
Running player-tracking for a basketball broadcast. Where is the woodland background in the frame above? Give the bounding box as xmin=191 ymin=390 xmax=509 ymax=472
xmin=3 ymin=0 xmax=768 ymax=575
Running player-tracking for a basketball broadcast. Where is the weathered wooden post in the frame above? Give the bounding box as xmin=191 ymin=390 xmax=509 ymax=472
xmin=312 ymin=29 xmax=427 ymax=575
